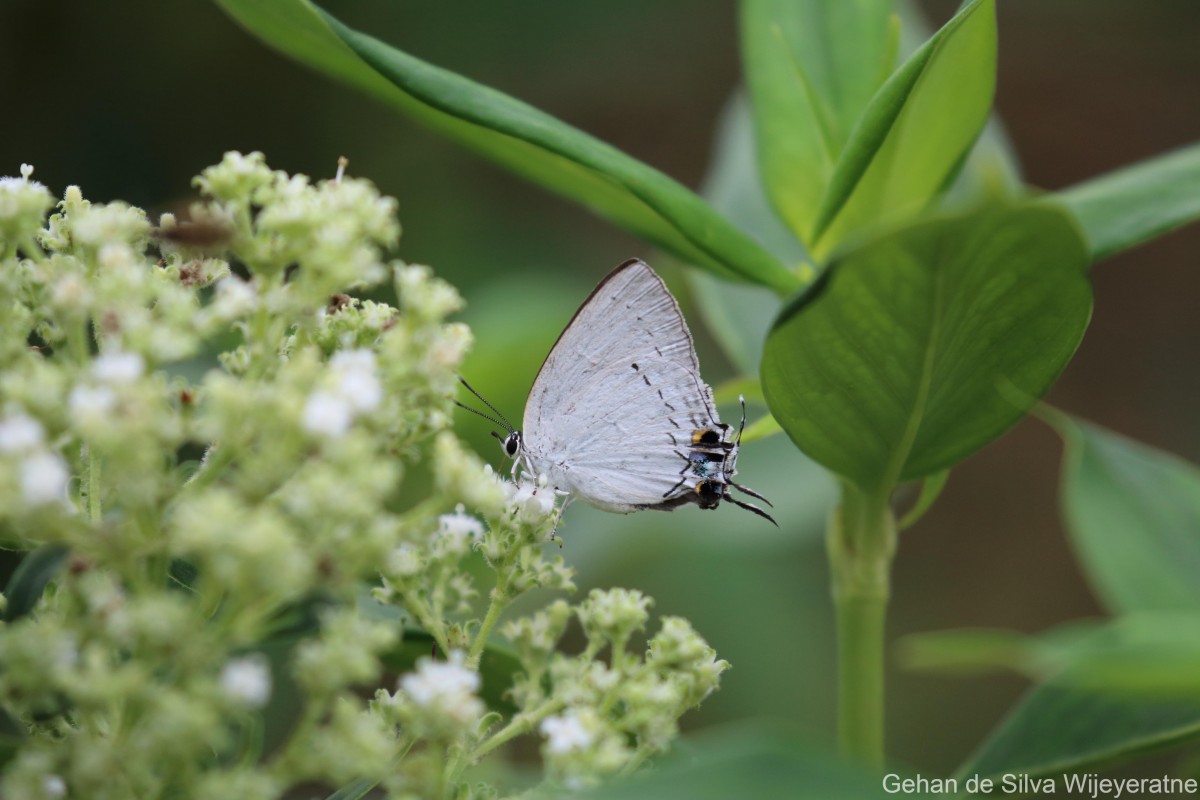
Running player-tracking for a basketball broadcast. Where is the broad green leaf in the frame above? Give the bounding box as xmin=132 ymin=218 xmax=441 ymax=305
xmin=3 ymin=544 xmax=68 ymax=622
xmin=1047 ymin=413 xmax=1200 ymax=613
xmin=1058 ymin=141 xmax=1200 ymax=261
xmin=214 ymin=0 xmax=799 ymax=295
xmin=761 ymin=203 xmax=1091 ymax=491
xmin=583 ymin=731 xmax=910 ymax=800
xmin=812 ymin=0 xmax=996 ymax=258
xmin=956 ymin=674 xmax=1200 ymax=784
xmin=741 ymin=0 xmax=896 ymax=243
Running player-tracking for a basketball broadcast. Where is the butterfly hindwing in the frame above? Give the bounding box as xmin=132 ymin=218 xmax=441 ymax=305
xmin=522 ymin=260 xmax=725 ymax=511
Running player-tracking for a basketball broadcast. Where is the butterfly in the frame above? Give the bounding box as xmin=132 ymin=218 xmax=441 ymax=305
xmin=457 ymin=259 xmax=775 ymax=525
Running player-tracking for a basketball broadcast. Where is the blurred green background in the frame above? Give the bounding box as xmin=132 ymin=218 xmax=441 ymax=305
xmin=4 ymin=0 xmax=1199 ymax=777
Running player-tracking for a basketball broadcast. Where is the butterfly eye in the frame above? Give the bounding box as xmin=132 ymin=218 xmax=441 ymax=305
xmin=503 ymin=431 xmax=522 ymax=458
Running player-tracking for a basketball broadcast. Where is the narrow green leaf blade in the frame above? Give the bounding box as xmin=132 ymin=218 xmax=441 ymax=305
xmin=762 ymin=204 xmax=1091 ymax=490
xmin=4 ymin=544 xmax=69 ymax=622
xmin=741 ymin=0 xmax=895 ymax=242
xmin=214 ymin=0 xmax=799 ymax=295
xmin=1058 ymin=141 xmax=1200 ymax=261
xmin=813 ymin=0 xmax=997 ymax=256
xmin=1049 ymin=414 xmax=1200 ymax=613
xmin=324 ymin=778 xmax=378 ymax=800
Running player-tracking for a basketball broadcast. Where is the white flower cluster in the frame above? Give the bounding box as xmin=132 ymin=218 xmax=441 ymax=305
xmin=394 ymin=650 xmax=486 ymax=736
xmin=0 ymin=154 xmax=728 ymax=800
xmin=0 ymin=408 xmax=68 ymax=507
xmin=302 ymin=348 xmax=383 ymax=438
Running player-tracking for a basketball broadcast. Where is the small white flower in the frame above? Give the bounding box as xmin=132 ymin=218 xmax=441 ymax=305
xmin=400 ymin=650 xmax=479 ymax=705
xmin=91 ymin=351 xmax=143 ymax=384
xmin=51 ymin=273 xmax=93 ymax=308
xmin=399 ymin=650 xmax=483 ymax=725
xmin=435 ymin=507 xmax=483 ymax=555
xmin=68 ymin=384 xmax=117 ymax=419
xmin=511 ymin=478 xmax=557 ymax=522
xmin=21 ymin=451 xmax=69 ymax=506
xmin=540 ymin=710 xmax=594 ymax=756
xmin=211 ymin=277 xmax=258 ymax=318
xmin=98 ymin=242 xmax=136 ymax=270
xmin=0 ymin=411 xmax=44 ymax=453
xmin=42 ymin=774 xmax=66 ymax=799
xmin=220 ymin=655 xmax=272 ymax=708
xmin=386 ymin=544 xmax=423 ymax=577
xmin=302 ymin=390 xmax=353 ymax=437
xmin=330 ymin=349 xmax=382 ymax=412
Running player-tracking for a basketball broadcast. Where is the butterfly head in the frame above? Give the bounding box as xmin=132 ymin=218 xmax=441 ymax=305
xmin=500 ymin=430 xmax=523 ymax=459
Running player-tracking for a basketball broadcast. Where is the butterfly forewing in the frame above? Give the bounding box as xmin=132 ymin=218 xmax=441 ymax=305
xmin=522 ymin=260 xmax=724 ymax=511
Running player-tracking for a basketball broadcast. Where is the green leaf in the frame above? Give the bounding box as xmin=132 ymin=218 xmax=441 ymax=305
xmin=583 ymin=730 xmax=910 ymax=800
xmin=1058 ymin=141 xmax=1200 ymax=261
xmin=324 ymin=778 xmax=378 ymax=800
xmin=380 ymin=629 xmax=522 ymax=718
xmin=689 ymin=92 xmax=808 ymax=374
xmin=3 ymin=544 xmax=68 ymax=622
xmin=0 ymin=706 xmax=24 ymax=770
xmin=957 ymin=673 xmax=1200 ymax=784
xmin=761 ymin=203 xmax=1091 ymax=491
xmin=213 ymin=0 xmax=799 ymax=295
xmin=898 ymin=620 xmax=1102 ymax=679
xmin=741 ymin=0 xmax=896 ymax=243
xmin=910 ymin=615 xmax=1200 ymax=779
xmin=812 ymin=0 xmax=997 ymax=257
xmin=896 ymin=469 xmax=950 ymax=530
xmin=1042 ymin=413 xmax=1200 ymax=613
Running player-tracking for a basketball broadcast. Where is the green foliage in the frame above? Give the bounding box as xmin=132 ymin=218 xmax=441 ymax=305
xmin=741 ymin=0 xmax=897 ymax=244
xmin=761 ymin=203 xmax=1091 ymax=491
xmin=212 ymin=0 xmax=800 ymax=296
xmin=902 ymin=416 xmax=1200 ymax=776
xmin=957 ymin=676 xmax=1200 ymax=786
xmin=1058 ymin=141 xmax=1200 ymax=260
xmin=1051 ymin=413 xmax=1200 ymax=613
xmin=809 ymin=0 xmax=997 ymax=257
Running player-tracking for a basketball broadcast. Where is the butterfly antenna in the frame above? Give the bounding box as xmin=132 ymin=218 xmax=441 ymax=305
xmin=727 ymin=495 xmax=778 ymax=527
xmin=730 ymin=480 xmax=774 ymax=507
xmin=457 ymin=377 xmax=516 ymax=433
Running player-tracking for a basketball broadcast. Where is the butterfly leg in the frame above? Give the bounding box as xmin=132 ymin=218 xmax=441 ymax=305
xmin=548 ymin=492 xmax=573 ymax=547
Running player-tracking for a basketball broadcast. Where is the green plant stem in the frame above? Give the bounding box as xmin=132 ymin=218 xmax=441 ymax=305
xmin=828 ymin=481 xmax=896 ymax=768
xmin=83 ymin=445 xmax=102 ymax=524
xmin=470 ymin=698 xmax=564 ymax=761
xmin=467 ymin=586 xmax=509 ymax=669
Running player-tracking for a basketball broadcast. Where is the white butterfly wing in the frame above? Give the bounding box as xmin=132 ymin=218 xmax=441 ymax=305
xmin=522 ymin=260 xmax=723 ymax=511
